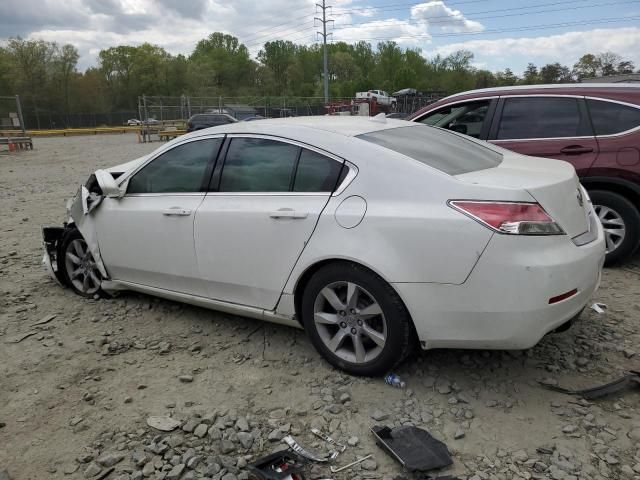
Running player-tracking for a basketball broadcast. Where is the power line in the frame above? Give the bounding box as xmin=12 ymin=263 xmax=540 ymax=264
xmin=331 ymin=0 xmax=491 ymax=15
xmin=347 ymin=15 xmax=640 ymax=41
xmin=332 ymin=0 xmax=640 ymax=31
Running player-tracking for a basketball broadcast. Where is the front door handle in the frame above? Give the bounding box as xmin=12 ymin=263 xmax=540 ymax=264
xmin=270 ymin=208 xmax=308 ymax=219
xmin=560 ymin=145 xmax=594 ymax=155
xmin=163 ymin=207 xmax=192 ymax=216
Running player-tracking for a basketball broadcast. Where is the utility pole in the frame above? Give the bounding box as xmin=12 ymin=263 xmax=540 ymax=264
xmin=316 ymin=0 xmax=333 ymax=104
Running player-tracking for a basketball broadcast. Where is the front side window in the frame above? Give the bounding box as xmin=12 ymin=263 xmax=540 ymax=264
xmin=127 ymin=138 xmax=221 ymax=194
xmin=293 ymin=149 xmax=345 ymax=192
xmin=420 ymin=100 xmax=490 ymax=139
xmin=219 ymin=138 xmax=299 ymax=192
xmin=497 ymin=97 xmax=591 ymax=140
xmin=587 ymin=99 xmax=640 ymax=135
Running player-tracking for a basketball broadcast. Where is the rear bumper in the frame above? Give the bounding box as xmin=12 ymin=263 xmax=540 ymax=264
xmin=394 ymin=223 xmax=605 ymax=350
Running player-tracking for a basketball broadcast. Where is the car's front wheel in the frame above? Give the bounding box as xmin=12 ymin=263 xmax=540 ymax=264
xmin=59 ymin=228 xmax=103 ymax=297
xmin=301 ymin=262 xmax=413 ymax=376
xmin=590 ymin=190 xmax=640 ymax=266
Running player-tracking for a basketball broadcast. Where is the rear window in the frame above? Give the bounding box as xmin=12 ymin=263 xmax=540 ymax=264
xmin=587 ymin=99 xmax=640 ymax=135
xmin=357 ymin=124 xmax=502 ymax=175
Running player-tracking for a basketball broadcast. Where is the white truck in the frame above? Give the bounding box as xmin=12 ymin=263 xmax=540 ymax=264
xmin=355 ymin=90 xmax=397 ymax=106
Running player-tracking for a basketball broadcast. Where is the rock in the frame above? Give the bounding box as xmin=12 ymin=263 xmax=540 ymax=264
xmin=361 ymin=459 xmax=377 ymax=471
xmin=371 ymin=410 xmax=389 ymax=421
xmin=220 ymin=439 xmax=236 ymax=454
xmin=166 ymin=464 xmax=185 ymax=480
xmin=182 ymin=417 xmax=200 ymax=433
xmin=436 ymin=379 xmax=451 ymax=394
xmin=628 ymin=428 xmax=640 ymax=441
xmin=454 ymin=429 xmax=465 ymax=439
xmin=236 ymin=417 xmax=249 ymax=432
xmin=97 ymin=451 xmax=125 ymax=467
xmin=131 ymin=450 xmax=149 ymax=467
xmin=0 ymin=471 xmax=10 ymax=480
xmin=146 ymin=416 xmax=181 ymax=432
xmin=512 ymin=450 xmax=528 ymax=462
xmin=193 ymin=423 xmax=208 ymax=438
xmin=237 ymin=432 xmax=254 ymax=449
xmin=562 ymin=425 xmax=578 ymax=434
xmin=179 ymin=375 xmax=194 ymax=383
xmin=347 ymin=436 xmax=359 ymax=446
xmin=83 ymin=462 xmax=102 ymax=478
xmin=141 ymin=461 xmax=155 ymax=477
xmin=221 ymin=473 xmax=238 ymax=480
xmin=339 ymin=393 xmax=351 ymax=403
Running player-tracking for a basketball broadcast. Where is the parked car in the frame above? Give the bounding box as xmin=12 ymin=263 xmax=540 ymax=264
xmin=356 ymin=90 xmax=397 ymax=107
xmin=242 ymin=115 xmax=266 ymax=121
xmin=143 ymin=118 xmax=161 ymax=126
xmin=127 ymin=119 xmax=142 ymax=126
xmin=42 ymin=117 xmax=604 ymax=376
xmin=187 ymin=113 xmax=237 ymax=132
xmin=408 ymin=84 xmax=640 ymax=265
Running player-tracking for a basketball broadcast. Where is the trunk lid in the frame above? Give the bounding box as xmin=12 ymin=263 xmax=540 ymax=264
xmin=455 ymin=152 xmax=589 ymax=238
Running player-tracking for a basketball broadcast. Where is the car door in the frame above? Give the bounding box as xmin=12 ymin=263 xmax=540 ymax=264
xmin=94 ymin=136 xmax=223 ymax=295
xmin=415 ymin=99 xmax=497 ymax=139
xmin=488 ymin=96 xmax=599 ymax=176
xmin=194 ymin=135 xmax=346 ymax=310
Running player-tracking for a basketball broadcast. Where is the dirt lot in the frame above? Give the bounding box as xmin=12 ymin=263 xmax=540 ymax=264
xmin=1 ymin=134 xmax=639 ymax=480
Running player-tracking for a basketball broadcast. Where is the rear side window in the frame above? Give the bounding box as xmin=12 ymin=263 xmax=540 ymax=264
xmin=293 ymin=149 xmax=344 ymax=192
xmin=127 ymin=138 xmax=221 ymax=194
xmin=220 ymin=138 xmax=299 ymax=192
xmin=497 ymin=97 xmax=591 ymax=139
xmin=358 ymin=125 xmax=502 ymax=175
xmin=420 ymin=100 xmax=490 ymax=138
xmin=587 ymin=99 xmax=640 ymax=135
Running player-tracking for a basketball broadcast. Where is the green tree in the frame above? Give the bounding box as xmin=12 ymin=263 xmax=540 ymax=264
xmin=539 ymin=62 xmax=573 ymax=83
xmin=522 ymin=63 xmax=539 ymax=84
xmin=573 ymin=54 xmax=600 ymax=80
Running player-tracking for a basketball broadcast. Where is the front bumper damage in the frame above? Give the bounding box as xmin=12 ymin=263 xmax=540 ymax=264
xmin=41 ymin=172 xmax=116 ymax=289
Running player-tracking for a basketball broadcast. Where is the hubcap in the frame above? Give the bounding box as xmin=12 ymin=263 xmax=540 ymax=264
xmin=594 ymin=204 xmax=626 ymax=254
xmin=313 ymin=281 xmax=387 ymax=364
xmin=65 ymin=239 xmax=101 ymax=294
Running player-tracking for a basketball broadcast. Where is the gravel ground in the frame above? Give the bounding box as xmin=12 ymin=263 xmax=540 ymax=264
xmin=1 ymin=134 xmax=639 ymax=480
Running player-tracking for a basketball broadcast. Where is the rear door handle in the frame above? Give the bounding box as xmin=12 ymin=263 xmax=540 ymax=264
xmin=270 ymin=208 xmax=308 ymax=219
xmin=560 ymin=145 xmax=594 ymax=155
xmin=163 ymin=207 xmax=192 ymax=216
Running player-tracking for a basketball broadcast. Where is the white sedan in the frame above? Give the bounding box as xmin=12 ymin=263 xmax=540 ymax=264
xmin=42 ymin=116 xmax=605 ymax=376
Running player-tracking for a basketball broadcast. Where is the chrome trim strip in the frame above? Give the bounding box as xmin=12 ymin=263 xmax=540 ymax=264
xmin=492 ymin=136 xmax=594 ymax=143
xmin=445 ymin=83 xmax=640 ymax=100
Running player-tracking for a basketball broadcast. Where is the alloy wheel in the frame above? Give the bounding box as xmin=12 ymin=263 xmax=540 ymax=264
xmin=65 ymin=238 xmax=101 ymax=295
xmin=594 ymin=204 xmax=626 ymax=254
xmin=313 ymin=281 xmax=387 ymax=364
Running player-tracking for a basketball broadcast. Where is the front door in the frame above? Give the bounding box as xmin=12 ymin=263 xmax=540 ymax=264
xmin=95 ymin=137 xmax=223 ymax=295
xmin=194 ymin=136 xmax=346 ymax=310
xmin=489 ymin=96 xmax=599 ymax=176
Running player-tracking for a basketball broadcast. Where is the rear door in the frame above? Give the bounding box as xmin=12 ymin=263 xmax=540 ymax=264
xmin=193 ymin=135 xmax=347 ymax=309
xmin=488 ymin=96 xmax=599 ymax=176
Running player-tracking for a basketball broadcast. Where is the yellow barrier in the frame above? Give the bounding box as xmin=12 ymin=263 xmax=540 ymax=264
xmin=0 ymin=126 xmax=143 ymax=137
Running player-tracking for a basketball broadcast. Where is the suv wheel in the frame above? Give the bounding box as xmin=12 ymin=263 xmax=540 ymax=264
xmin=590 ymin=190 xmax=640 ymax=265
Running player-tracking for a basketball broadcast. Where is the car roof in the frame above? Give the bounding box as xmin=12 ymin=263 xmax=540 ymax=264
xmin=182 ymin=115 xmax=412 ymax=138
xmin=445 ymin=83 xmax=640 ymax=99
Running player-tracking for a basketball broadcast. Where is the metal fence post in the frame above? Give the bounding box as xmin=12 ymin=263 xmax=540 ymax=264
xmin=15 ymin=95 xmax=26 ymax=134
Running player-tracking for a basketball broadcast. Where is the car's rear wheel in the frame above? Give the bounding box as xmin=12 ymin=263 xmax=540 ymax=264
xmin=301 ymin=262 xmax=413 ymax=376
xmin=590 ymin=190 xmax=640 ymax=266
xmin=59 ymin=228 xmax=103 ymax=297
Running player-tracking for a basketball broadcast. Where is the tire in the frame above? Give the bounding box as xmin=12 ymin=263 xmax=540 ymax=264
xmin=590 ymin=190 xmax=640 ymax=266
xmin=58 ymin=228 xmax=104 ymax=298
xmin=301 ymin=262 xmax=414 ymax=376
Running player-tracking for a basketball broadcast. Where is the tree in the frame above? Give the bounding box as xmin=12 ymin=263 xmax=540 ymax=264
xmin=617 ymin=60 xmax=635 ymax=74
xmin=597 ymin=52 xmax=622 ymax=76
xmin=53 ymin=44 xmax=79 ymax=116
xmin=573 ymin=54 xmax=600 ymax=80
xmin=258 ymin=40 xmax=298 ymax=95
xmin=539 ymin=62 xmax=572 ymax=83
xmin=522 ymin=63 xmax=539 ymax=84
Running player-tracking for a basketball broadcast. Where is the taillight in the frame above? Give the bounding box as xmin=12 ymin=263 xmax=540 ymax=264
xmin=449 ymin=201 xmax=564 ymax=235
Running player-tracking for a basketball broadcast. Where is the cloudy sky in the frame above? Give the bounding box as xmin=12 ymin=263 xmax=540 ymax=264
xmin=1 ymin=0 xmax=639 ymax=74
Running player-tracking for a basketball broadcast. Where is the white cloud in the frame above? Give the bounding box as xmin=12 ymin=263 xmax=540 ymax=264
xmin=411 ymin=1 xmax=483 ymax=33
xmin=428 ymin=27 xmax=640 ymax=71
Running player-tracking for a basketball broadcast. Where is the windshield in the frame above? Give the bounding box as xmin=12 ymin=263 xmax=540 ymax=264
xmin=357 ymin=124 xmax=502 ymax=175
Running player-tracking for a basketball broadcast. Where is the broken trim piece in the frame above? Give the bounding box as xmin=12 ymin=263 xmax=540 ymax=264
xmin=282 ymin=435 xmax=330 ymax=463
xmin=539 ymin=371 xmax=640 ymax=399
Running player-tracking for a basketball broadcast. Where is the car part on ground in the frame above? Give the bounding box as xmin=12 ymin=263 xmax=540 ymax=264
xmin=248 ymin=451 xmax=308 ymax=480
xmin=310 ymin=428 xmax=346 ymax=460
xmin=329 ymin=454 xmax=373 ymax=473
xmin=42 ymin=117 xmax=605 ymax=376
xmin=539 ymin=371 xmax=640 ymax=399
xmin=282 ymin=436 xmax=330 ymax=463
xmin=371 ymin=425 xmax=453 ymax=472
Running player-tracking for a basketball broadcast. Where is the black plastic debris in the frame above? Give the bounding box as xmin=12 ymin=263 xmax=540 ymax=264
xmin=540 ymin=371 xmax=640 ymax=400
xmin=371 ymin=425 xmax=453 ymax=472
xmin=248 ymin=451 xmax=307 ymax=480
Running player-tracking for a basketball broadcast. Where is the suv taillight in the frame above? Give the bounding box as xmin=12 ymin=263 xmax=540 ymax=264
xmin=449 ymin=200 xmax=564 ymax=235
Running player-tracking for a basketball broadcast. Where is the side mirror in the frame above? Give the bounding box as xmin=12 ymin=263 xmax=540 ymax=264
xmin=95 ymin=169 xmax=124 ymax=197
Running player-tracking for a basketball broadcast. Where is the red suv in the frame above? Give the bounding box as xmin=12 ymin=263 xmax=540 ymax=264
xmin=409 ymin=84 xmax=640 ymax=265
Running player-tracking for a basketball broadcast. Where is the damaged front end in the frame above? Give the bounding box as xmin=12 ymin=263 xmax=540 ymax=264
xmin=41 ymin=169 xmax=124 ymax=289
